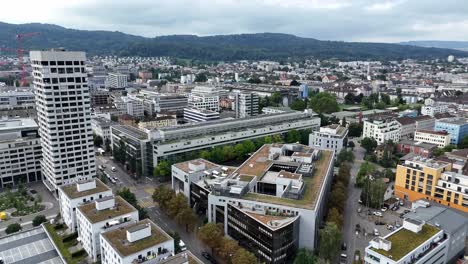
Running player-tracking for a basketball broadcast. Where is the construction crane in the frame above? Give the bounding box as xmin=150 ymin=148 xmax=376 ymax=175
xmin=16 ymin=32 xmax=40 ymax=86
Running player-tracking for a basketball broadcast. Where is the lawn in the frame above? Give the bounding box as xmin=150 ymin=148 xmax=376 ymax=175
xmin=44 ymin=223 xmax=87 ymax=264
xmin=0 ymin=185 xmax=45 ymax=216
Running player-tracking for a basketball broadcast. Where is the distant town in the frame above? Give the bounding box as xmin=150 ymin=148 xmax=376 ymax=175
xmin=0 ymin=47 xmax=466 ymax=264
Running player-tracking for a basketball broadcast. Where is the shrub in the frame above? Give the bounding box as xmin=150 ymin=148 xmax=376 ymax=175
xmin=62 ymin=232 xmax=78 ymax=243
xmin=32 ymin=215 xmax=48 ymax=227
xmin=71 ymin=249 xmax=86 ymax=258
xmin=5 ymin=223 xmax=22 ymax=234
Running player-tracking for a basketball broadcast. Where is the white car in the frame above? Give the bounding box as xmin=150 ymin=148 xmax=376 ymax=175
xmin=111 ymin=166 xmax=116 ymax=172
xmin=374 ymin=229 xmax=379 ymax=236
xmin=381 ymin=207 xmax=388 ymax=212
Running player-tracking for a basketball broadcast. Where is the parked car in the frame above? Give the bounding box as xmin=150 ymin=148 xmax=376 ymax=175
xmin=403 ymin=209 xmax=411 ymax=214
xmin=102 ymin=165 xmax=106 ymax=169
xmin=399 ymin=200 xmax=404 ymax=206
xmin=341 ymin=242 xmax=347 ymax=251
xmin=179 ymin=240 xmax=187 ymax=251
xmin=391 ymin=205 xmax=399 ymax=211
xmin=381 ymin=207 xmax=388 ymax=212
xmin=373 ymin=211 xmax=383 ymax=217
xmin=387 ymin=224 xmax=394 ymax=230
xmin=358 ymin=199 xmax=363 ymax=204
xmin=357 ymin=207 xmax=362 ymax=213
xmin=399 ymin=213 xmax=406 ymax=218
xmin=111 ymin=166 xmax=116 ymax=172
xmin=340 ymin=253 xmax=347 ymax=264
xmin=374 ymin=229 xmax=379 ymax=236
xmin=375 ymin=221 xmax=385 ymax=226
xmin=355 ymin=224 xmax=361 ymax=233
xmin=395 ymin=222 xmax=401 ymax=228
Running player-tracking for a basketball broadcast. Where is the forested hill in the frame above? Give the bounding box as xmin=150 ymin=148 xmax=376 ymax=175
xmin=1 ymin=22 xmax=467 ymax=61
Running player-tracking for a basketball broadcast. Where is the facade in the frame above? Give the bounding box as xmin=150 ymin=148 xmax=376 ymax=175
xmin=0 ymin=89 xmax=35 ymax=109
xmin=363 ymin=117 xmax=400 ymax=145
xmin=434 ymin=117 xmax=468 ymax=145
xmin=188 ymin=86 xmax=220 ymax=111
xmin=137 ymin=116 xmax=177 ymax=130
xmin=365 ymin=219 xmax=448 ymax=264
xmin=309 ymin=124 xmax=348 ymax=152
xmin=152 ymin=110 xmax=321 ymax=166
xmin=396 ymin=140 xmax=437 ymax=158
xmin=90 ymin=89 xmax=111 ymax=106
xmin=106 ymin=73 xmax=128 ymax=89
xmin=100 ymin=219 xmax=174 ymax=264
xmin=183 ymin=107 xmax=220 ymax=123
xmin=158 ymin=94 xmax=188 ymax=114
xmin=395 ymin=155 xmax=468 ymax=213
xmin=58 ymin=178 xmax=113 ymax=231
xmin=115 ymin=97 xmax=145 ymax=118
xmin=111 ymin=125 xmax=153 ymax=177
xmin=414 ymin=130 xmax=451 ymax=148
xmin=91 ymin=117 xmax=114 ymax=141
xmin=421 ymin=98 xmax=449 ymax=117
xmin=76 ymin=196 xmax=139 ymax=262
xmin=172 ymin=144 xmax=335 ymax=263
xmin=0 ymin=118 xmax=42 ymax=187
xmin=31 ymin=50 xmax=97 ymax=192
xmin=234 ymin=92 xmax=259 ymax=118
xmin=395 ymin=116 xmax=435 ymax=139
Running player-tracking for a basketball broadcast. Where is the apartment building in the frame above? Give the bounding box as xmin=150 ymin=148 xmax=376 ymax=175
xmin=421 ymin=98 xmax=449 ymax=117
xmin=365 ymin=219 xmax=448 ymax=264
xmin=434 ymin=117 xmax=468 ymax=145
xmin=58 ymin=178 xmax=113 ymax=231
xmin=91 ymin=117 xmax=115 ymax=142
xmin=100 ymin=219 xmax=174 ymax=264
xmin=234 ymin=92 xmax=259 ymax=118
xmin=115 ymin=97 xmax=145 ymax=118
xmin=395 ymin=155 xmax=468 ymax=213
xmin=106 ymin=73 xmax=128 ymax=89
xmin=0 ymin=118 xmax=42 ymax=187
xmin=309 ymin=124 xmax=348 ymax=152
xmin=30 ymin=49 xmax=97 ymax=192
xmin=76 ymin=196 xmax=139 ymax=262
xmin=396 ymin=115 xmax=435 ymax=139
xmin=172 ymin=144 xmax=335 ymax=263
xmin=414 ymin=130 xmax=451 ymax=148
xmin=152 ymin=110 xmax=321 ymax=166
xmin=363 ymin=117 xmax=401 ymax=145
xmin=188 ymin=86 xmax=220 ymax=111
xmin=183 ymin=108 xmax=220 ymax=123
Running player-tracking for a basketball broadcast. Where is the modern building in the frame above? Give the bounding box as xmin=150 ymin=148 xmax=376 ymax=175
xmin=421 ymin=98 xmax=449 ymax=117
xmin=100 ymin=219 xmax=175 ymax=264
xmin=110 ymin=125 xmax=153 ymax=177
xmin=309 ymin=124 xmax=348 ymax=152
xmin=90 ymin=89 xmax=111 ymax=106
xmin=396 ymin=115 xmax=435 ymax=139
xmin=31 ymin=49 xmax=97 ymax=192
xmin=0 ymin=89 xmax=35 ymax=109
xmin=115 ymin=97 xmax=145 ymax=118
xmin=137 ymin=116 xmax=177 ymax=130
xmin=363 ymin=117 xmax=401 ymax=145
xmin=434 ymin=117 xmax=468 ymax=145
xmin=365 ymin=219 xmax=448 ymax=264
xmin=58 ymin=178 xmax=113 ymax=231
xmin=172 ymin=144 xmax=335 ymax=263
xmin=414 ymin=130 xmax=451 ymax=148
xmin=106 ymin=73 xmax=128 ymax=89
xmin=0 ymin=118 xmax=42 ymax=187
xmin=234 ymin=92 xmax=259 ymax=118
xmin=395 ymin=155 xmax=468 ymax=213
xmin=91 ymin=117 xmax=115 ymax=142
xmin=396 ymin=140 xmax=437 ymax=158
xmin=152 ymin=110 xmax=321 ymax=166
xmin=188 ymin=86 xmax=220 ymax=111
xmin=183 ymin=107 xmax=220 ymax=123
xmin=262 ymin=107 xmax=291 ymax=114
xmin=158 ymin=94 xmax=188 ymax=114
xmin=76 ymin=196 xmax=139 ymax=262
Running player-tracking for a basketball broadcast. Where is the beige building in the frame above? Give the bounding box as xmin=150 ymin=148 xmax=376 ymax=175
xmin=414 ymin=130 xmax=451 ymax=148
xmin=138 ymin=116 xmax=177 ymax=130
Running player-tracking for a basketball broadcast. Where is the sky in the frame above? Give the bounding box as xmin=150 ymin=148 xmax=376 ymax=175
xmin=2 ymin=0 xmax=468 ymax=42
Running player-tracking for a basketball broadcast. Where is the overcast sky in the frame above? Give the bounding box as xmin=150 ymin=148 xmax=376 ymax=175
xmin=2 ymin=0 xmax=468 ymax=42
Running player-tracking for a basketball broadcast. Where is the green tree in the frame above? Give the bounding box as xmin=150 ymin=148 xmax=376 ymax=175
xmin=171 ymin=232 xmax=182 ymax=253
xmin=117 ymin=188 xmax=149 ymax=219
xmin=167 ymin=193 xmax=188 ymax=217
xmin=348 ymin=123 xmax=362 ymax=137
xmin=361 ymin=137 xmax=377 ymax=154
xmin=327 ymin=208 xmax=343 ymax=228
xmin=217 ymin=237 xmax=240 ymax=262
xmin=154 ymin=160 xmax=171 ymax=180
xmin=272 ymin=134 xmax=283 ymax=143
xmin=329 ymin=182 xmax=347 ymax=213
xmin=93 ymin=134 xmax=103 ymax=147
xmin=198 ymin=223 xmax=224 ymax=254
xmin=290 ymin=99 xmax=307 ymax=111
xmin=232 ymin=248 xmax=257 ymax=264
xmin=356 ymin=162 xmax=376 ymax=188
xmin=460 ymin=135 xmax=468 ymax=148
xmin=290 ymin=80 xmax=301 ymax=86
xmin=336 ymin=149 xmax=354 ymax=166
xmin=222 ymin=145 xmax=235 ymax=162
xmin=195 ymin=73 xmax=208 ymax=82
xmin=361 ymin=178 xmax=387 ymax=209
xmin=293 ymin=248 xmax=317 ymax=264
xmin=271 ymin=92 xmax=282 ymax=105
xmin=309 ymin=92 xmax=339 ymax=113
xmin=286 ymin=129 xmax=301 ymax=143
xmin=32 ymin=215 xmax=48 ymax=227
xmin=175 ymin=207 xmax=198 ymax=232
xmin=318 ymin=222 xmax=341 ymax=261
xmin=5 ymin=223 xmax=22 ymax=234
xmin=152 ymin=186 xmax=176 ymax=211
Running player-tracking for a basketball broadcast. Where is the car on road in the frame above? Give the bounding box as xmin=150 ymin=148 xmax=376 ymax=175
xmin=395 ymin=222 xmax=401 ymax=228
xmin=358 ymin=199 xmax=363 ymax=204
xmin=102 ymin=165 xmax=106 ymax=169
xmin=375 ymin=221 xmax=385 ymax=226
xmin=202 ymin=252 xmax=216 ymax=264
xmin=391 ymin=205 xmax=399 ymax=211
xmin=381 ymin=207 xmax=388 ymax=212
xmin=373 ymin=211 xmax=383 ymax=217
xmin=341 ymin=242 xmax=347 ymax=251
xmin=111 ymin=166 xmax=116 ymax=172
xmin=355 ymin=224 xmax=361 ymax=233
xmin=373 ymin=229 xmax=379 ymax=236
xmin=357 ymin=207 xmax=362 ymax=213
xmin=179 ymin=240 xmax=187 ymax=251
xmin=387 ymin=224 xmax=394 ymax=230
xmin=340 ymin=253 xmax=347 ymax=264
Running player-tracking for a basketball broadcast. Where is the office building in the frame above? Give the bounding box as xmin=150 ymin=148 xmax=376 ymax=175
xmin=414 ymin=130 xmax=451 ymax=148
xmin=234 ymin=92 xmax=259 ymax=118
xmin=90 ymin=89 xmax=111 ymax=106
xmin=396 ymin=116 xmax=435 ymax=139
xmin=421 ymin=98 xmax=449 ymax=117
xmin=91 ymin=117 xmax=114 ymax=142
xmin=395 ymin=155 xmax=468 ymax=213
xmin=115 ymin=97 xmax=145 ymax=118
xmin=309 ymin=124 xmax=348 ymax=152
xmin=183 ymin=108 xmax=220 ymax=123
xmin=152 ymin=110 xmax=321 ymax=166
xmin=100 ymin=219 xmax=174 ymax=264
xmin=0 ymin=118 xmax=42 ymax=187
xmin=106 ymin=73 xmax=128 ymax=89
xmin=76 ymin=196 xmax=139 ymax=262
xmin=363 ymin=117 xmax=400 ymax=145
xmin=434 ymin=117 xmax=468 ymax=145
xmin=30 ymin=50 xmax=97 ymax=192
xmin=172 ymin=144 xmax=335 ymax=263
xmin=58 ymin=178 xmax=113 ymax=231
xmin=188 ymin=86 xmax=220 ymax=111
xmin=365 ymin=219 xmax=448 ymax=264
xmin=0 ymin=89 xmax=35 ymax=109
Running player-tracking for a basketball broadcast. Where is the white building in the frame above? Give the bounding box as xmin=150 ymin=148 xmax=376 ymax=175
xmin=100 ymin=219 xmax=175 ymax=264
xmin=421 ymin=98 xmax=449 ymax=117
xmin=414 ymin=130 xmax=451 ymax=148
xmin=0 ymin=118 xmax=42 ymax=187
xmin=115 ymin=97 xmax=144 ymax=118
xmin=188 ymin=86 xmax=220 ymax=111
xmin=363 ymin=117 xmax=401 ymax=145
xmin=396 ymin=116 xmax=435 ymax=139
xmin=0 ymin=89 xmax=35 ymax=109
xmin=58 ymin=178 xmax=112 ymax=232
xmin=106 ymin=73 xmax=128 ymax=89
xmin=183 ymin=107 xmax=220 ymax=123
xmin=309 ymin=124 xmax=348 ymax=152
xmin=91 ymin=117 xmax=114 ymax=142
xmin=31 ymin=50 xmax=97 ymax=192
xmin=77 ymin=196 xmax=139 ymax=262
xmin=234 ymin=92 xmax=259 ymax=118
xmin=365 ymin=219 xmax=448 ymax=264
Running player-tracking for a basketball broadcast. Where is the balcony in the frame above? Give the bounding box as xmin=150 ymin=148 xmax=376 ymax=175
xmin=131 ymin=249 xmax=171 ymax=264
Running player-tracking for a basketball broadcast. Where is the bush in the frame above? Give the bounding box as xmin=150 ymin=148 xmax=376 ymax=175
xmin=5 ymin=223 xmax=22 ymax=234
xmin=32 ymin=215 xmax=48 ymax=227
xmin=54 ymin=223 xmax=64 ymax=230
xmin=62 ymin=232 xmax=78 ymax=243
xmin=71 ymin=249 xmax=86 ymax=258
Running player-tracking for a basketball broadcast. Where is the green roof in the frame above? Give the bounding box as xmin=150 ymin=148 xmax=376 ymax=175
xmin=78 ymin=196 xmax=137 ymax=224
xmin=60 ymin=179 xmax=111 ymax=199
xmin=372 ymin=224 xmax=440 ymax=261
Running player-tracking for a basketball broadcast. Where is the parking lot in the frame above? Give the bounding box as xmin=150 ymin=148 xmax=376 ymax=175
xmin=0 ymin=226 xmax=63 ymax=264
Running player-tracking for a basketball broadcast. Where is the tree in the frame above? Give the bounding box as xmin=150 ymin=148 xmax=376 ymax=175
xmin=290 ymin=99 xmax=307 ymax=111
xmin=344 ymin=93 xmax=355 ymax=105
xmin=309 ymin=92 xmax=339 ymax=114
xmin=154 ymin=160 xmax=171 ymax=180
xmin=5 ymin=223 xmax=21 ymax=234
xmin=329 ymin=182 xmax=346 ymax=213
xmin=348 ymin=141 xmax=355 ymax=150
xmin=318 ymin=222 xmax=341 ymax=261
xmin=198 ymin=223 xmax=224 ymax=253
xmin=248 ymin=77 xmax=262 ymax=84
xmin=326 ymin=208 xmax=343 ymax=229
xmin=217 ymin=237 xmax=240 ymax=261
xmin=195 ymin=73 xmax=208 ymax=82
xmin=222 ymin=145 xmax=235 ymax=162
xmin=336 ymin=149 xmax=354 ymax=166
xmin=93 ymin=134 xmax=103 ymax=147
xmin=175 ymin=207 xmax=198 ymax=232
xmin=356 ymin=162 xmax=376 ymax=188
xmin=361 ymin=178 xmax=386 ymax=209
xmin=361 ymin=137 xmax=377 ymax=154
xmin=231 ymin=248 xmax=257 ymax=264
xmin=286 ymin=129 xmax=301 ymax=143
xmin=152 ymin=186 xmax=176 ymax=210
xmin=171 ymin=232 xmax=182 ymax=253
xmin=117 ymin=188 xmax=138 ymax=206
xmin=32 ymin=215 xmax=48 ymax=227
xmin=293 ymin=248 xmax=317 ymax=264
xmin=460 ymin=135 xmax=468 ymax=148
xmin=290 ymin=79 xmax=301 ymax=86
xmin=348 ymin=123 xmax=362 ymax=137
xmin=241 ymin=140 xmax=256 ymax=155
xmin=271 ymin=92 xmax=282 ymax=105
xmin=167 ymin=193 xmax=188 ymax=217
xmin=233 ymin=144 xmax=246 ymax=161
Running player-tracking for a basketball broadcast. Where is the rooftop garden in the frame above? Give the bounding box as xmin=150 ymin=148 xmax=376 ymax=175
xmin=44 ymin=223 xmax=87 ymax=264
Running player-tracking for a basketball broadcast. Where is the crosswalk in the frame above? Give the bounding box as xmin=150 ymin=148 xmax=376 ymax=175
xmin=138 ymin=197 xmax=155 ymax=208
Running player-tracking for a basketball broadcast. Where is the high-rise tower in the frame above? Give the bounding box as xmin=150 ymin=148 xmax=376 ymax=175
xmin=30 ymin=49 xmax=96 ymax=192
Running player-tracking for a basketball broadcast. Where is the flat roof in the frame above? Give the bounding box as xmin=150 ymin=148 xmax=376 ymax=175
xmin=60 ymin=178 xmax=111 ymax=199
xmin=173 ymin=158 xmax=219 ymax=173
xmin=0 ymin=118 xmax=38 ymax=131
xmin=78 ymin=196 xmax=137 ymax=224
xmin=102 ymin=219 xmax=172 ymax=257
xmin=372 ymin=224 xmax=440 ymax=261
xmin=112 ymin=125 xmax=148 ymax=140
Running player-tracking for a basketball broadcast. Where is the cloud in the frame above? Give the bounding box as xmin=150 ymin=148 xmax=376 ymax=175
xmin=1 ymin=0 xmax=468 ymax=42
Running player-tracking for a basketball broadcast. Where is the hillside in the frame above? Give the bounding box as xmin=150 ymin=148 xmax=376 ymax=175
xmin=1 ymin=22 xmax=467 ymax=61
xmin=400 ymin=41 xmax=468 ymax=51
